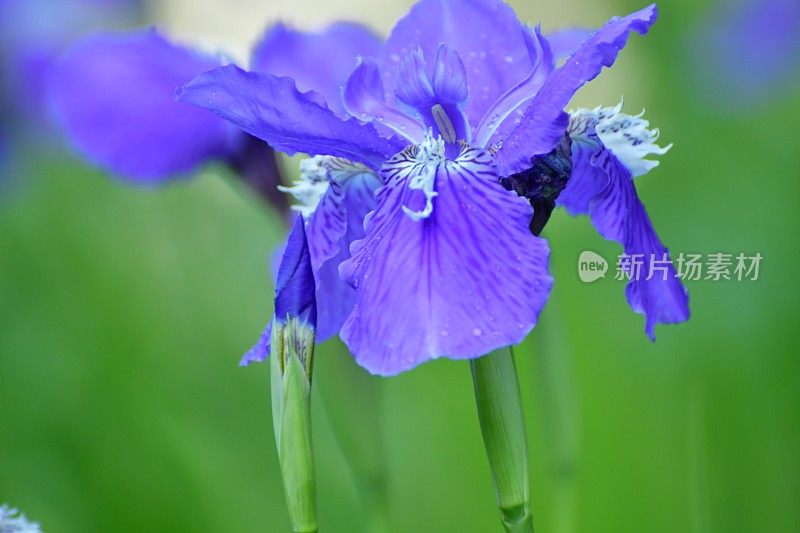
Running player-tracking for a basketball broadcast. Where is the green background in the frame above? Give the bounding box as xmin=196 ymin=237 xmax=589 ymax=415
xmin=1 ymin=0 xmax=798 ymax=531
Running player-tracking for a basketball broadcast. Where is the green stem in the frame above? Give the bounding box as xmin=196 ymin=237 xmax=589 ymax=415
xmin=471 ymin=347 xmax=534 ymax=533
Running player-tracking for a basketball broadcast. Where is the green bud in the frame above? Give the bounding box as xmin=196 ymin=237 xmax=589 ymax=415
xmin=271 ymin=317 xmax=318 ymax=533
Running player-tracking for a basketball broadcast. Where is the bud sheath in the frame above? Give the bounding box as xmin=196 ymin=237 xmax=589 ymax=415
xmin=270 ymin=216 xmax=319 ymax=532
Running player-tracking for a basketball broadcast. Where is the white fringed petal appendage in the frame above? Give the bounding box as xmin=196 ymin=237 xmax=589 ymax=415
xmin=570 ymin=99 xmax=672 ymax=177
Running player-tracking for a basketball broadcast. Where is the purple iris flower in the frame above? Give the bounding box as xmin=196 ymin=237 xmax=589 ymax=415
xmin=691 ymin=0 xmax=800 ymax=106
xmin=179 ymin=0 xmax=689 ymax=375
xmin=48 ymin=22 xmax=381 ymax=214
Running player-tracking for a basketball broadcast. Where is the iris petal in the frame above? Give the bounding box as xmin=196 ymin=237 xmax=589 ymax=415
xmin=473 ymin=25 xmax=554 ymax=147
xmin=395 ymin=48 xmax=436 ymax=111
xmin=431 ymin=43 xmax=469 ymax=105
xmin=240 ymin=320 xmax=272 ymax=366
xmin=178 ymin=64 xmax=406 ymax=169
xmin=49 ymin=29 xmax=237 ymax=183
xmin=378 ymin=0 xmax=533 ymax=126
xmin=313 ymin=170 xmax=381 ymax=341
xmin=305 ymin=179 xmax=347 ymax=271
xmin=274 ymin=215 xmax=317 ymax=325
xmin=545 ymin=28 xmax=592 ymax=60
xmin=393 ymin=45 xmax=471 ymax=143
xmin=494 ymin=4 xmax=659 ymax=176
xmin=343 ymin=59 xmax=427 ymax=142
xmin=297 ymin=158 xmax=383 ymax=341
xmin=241 ymin=215 xmax=318 ymax=366
xmin=251 ymin=21 xmax=381 ymax=115
xmin=560 ymin=141 xmax=690 ymax=339
xmin=340 ymin=144 xmax=553 ymax=375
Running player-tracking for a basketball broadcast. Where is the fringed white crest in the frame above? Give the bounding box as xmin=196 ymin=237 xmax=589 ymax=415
xmin=280 ymin=156 xmax=373 ymax=217
xmin=570 ymin=98 xmax=672 ymax=177
xmin=0 ymin=504 xmax=42 ymax=533
xmin=400 ymin=133 xmax=445 ymax=221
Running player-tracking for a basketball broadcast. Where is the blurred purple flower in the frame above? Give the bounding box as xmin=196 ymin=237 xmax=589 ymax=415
xmin=691 ymin=0 xmax=800 ymax=106
xmin=48 ymin=23 xmax=380 ymax=214
xmin=0 ymin=127 xmax=7 ymax=171
xmin=0 ymin=0 xmax=140 ymax=135
xmin=50 ymin=30 xmax=237 ymax=184
xmin=179 ymin=0 xmax=688 ymax=374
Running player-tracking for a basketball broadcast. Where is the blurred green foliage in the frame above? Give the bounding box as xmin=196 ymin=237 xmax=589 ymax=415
xmin=1 ymin=0 xmax=798 ymax=531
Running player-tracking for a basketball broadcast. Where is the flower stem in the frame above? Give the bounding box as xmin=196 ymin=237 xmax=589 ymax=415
xmin=471 ymin=347 xmax=534 ymax=533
